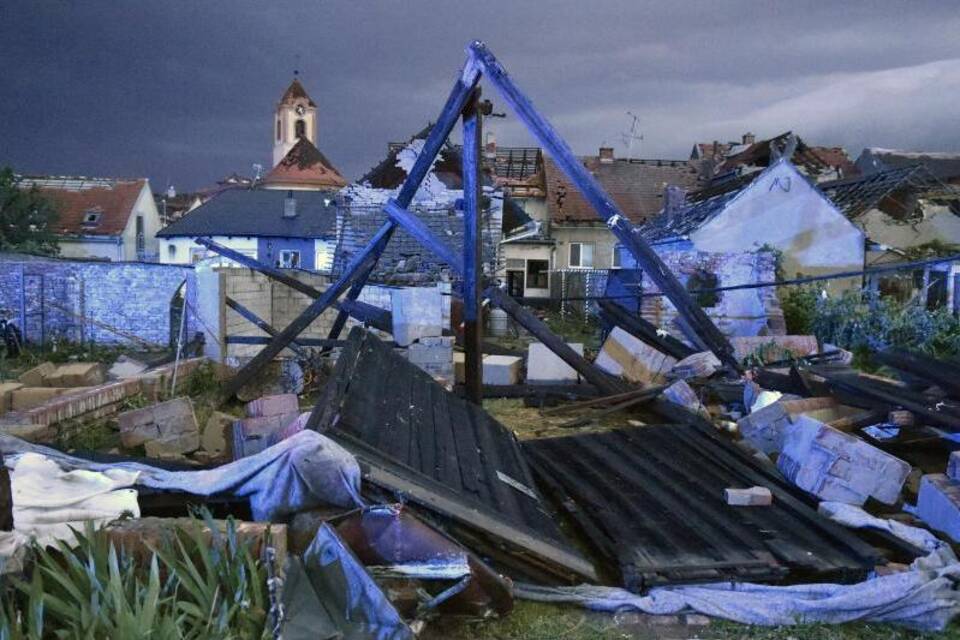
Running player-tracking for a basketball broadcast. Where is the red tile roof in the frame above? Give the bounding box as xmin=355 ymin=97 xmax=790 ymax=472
xmin=808 ymin=146 xmax=860 ymax=178
xmin=264 ymin=137 xmax=347 ymax=189
xmin=279 ymin=78 xmax=316 ymax=107
xmin=544 ymin=156 xmax=702 ymax=225
xmin=28 ymin=178 xmax=146 ymax=236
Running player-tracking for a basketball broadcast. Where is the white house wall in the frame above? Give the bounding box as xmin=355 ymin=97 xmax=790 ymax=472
xmin=690 ymin=161 xmax=864 ymax=290
xmin=159 ymin=236 xmax=258 ymax=265
xmin=120 ymin=182 xmax=162 ymax=261
xmin=57 ymin=237 xmax=125 ymax=261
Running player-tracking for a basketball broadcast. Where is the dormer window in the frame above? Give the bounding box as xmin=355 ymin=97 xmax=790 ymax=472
xmin=295 ymin=119 xmax=306 ymax=139
xmin=81 ymin=210 xmax=102 ymax=227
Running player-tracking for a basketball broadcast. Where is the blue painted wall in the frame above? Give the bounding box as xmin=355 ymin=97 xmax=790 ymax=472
xmin=257 ymin=237 xmax=318 ymax=270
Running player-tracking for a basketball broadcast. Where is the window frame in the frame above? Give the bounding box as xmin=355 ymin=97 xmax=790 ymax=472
xmin=568 ymin=242 xmax=594 ymax=269
xmin=279 ymin=249 xmax=301 ymax=269
xmin=526 ymin=259 xmax=549 ymax=290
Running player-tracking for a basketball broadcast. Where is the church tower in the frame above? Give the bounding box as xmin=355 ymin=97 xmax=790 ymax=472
xmin=273 ymin=75 xmax=318 ymax=167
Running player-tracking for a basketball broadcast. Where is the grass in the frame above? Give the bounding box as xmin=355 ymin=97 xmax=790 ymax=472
xmin=484 ymin=397 xmax=647 ymax=440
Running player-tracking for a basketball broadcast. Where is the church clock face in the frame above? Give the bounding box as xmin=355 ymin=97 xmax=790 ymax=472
xmin=295 ymin=104 xmax=305 ymax=116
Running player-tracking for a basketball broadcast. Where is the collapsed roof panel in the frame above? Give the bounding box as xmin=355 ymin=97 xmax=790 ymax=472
xmin=523 ymin=424 xmax=880 ymax=591
xmin=311 ymin=328 xmax=594 ymax=583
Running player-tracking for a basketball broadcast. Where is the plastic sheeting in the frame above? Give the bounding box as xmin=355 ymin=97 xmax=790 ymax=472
xmin=0 ymin=430 xmax=363 ymax=521
xmin=514 ymin=504 xmax=960 ymax=631
xmin=282 ymin=523 xmax=413 ymax=640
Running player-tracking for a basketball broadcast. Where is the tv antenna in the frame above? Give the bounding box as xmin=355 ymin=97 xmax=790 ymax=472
xmin=621 ymin=111 xmax=644 ymax=159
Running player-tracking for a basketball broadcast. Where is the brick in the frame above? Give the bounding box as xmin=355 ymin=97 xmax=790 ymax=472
xmin=18 ymin=362 xmax=56 ymax=387
xmin=246 ymin=393 xmax=299 ymax=418
xmin=483 ymin=355 xmax=522 ymax=386
xmin=527 ymin=342 xmax=583 ymax=385
xmin=724 ymin=486 xmax=773 ymax=506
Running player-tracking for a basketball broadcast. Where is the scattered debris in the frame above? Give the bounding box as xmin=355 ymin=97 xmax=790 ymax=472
xmin=117 ymin=396 xmax=200 ymax=458
xmin=725 ymin=486 xmax=773 ymax=506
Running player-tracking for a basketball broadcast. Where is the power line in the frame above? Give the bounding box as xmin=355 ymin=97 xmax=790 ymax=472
xmin=557 ymin=252 xmax=960 ymax=302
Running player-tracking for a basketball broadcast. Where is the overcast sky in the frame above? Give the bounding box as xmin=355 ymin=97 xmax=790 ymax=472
xmin=2 ymin=1 xmax=959 ymax=191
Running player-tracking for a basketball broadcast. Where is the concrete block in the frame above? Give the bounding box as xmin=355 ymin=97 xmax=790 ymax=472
xmin=117 ymin=397 xmax=199 ymax=454
xmin=232 ymin=411 xmax=299 ymax=459
xmin=482 ymin=355 xmax=522 ymax=386
xmin=202 ymin=411 xmax=234 ymax=455
xmin=454 ymin=352 xmax=466 ymax=384
xmin=916 ymin=474 xmax=960 ymax=543
xmin=737 ymin=401 xmax=794 ymax=454
xmin=45 ymin=362 xmax=106 ymax=387
xmin=527 ymin=342 xmax=583 ymax=385
xmin=0 ymin=382 xmax=25 ymax=414
xmin=662 ymin=379 xmax=706 ymax=416
xmin=671 ymin=351 xmax=721 ymax=380
xmin=0 ymin=421 xmax=57 ymax=444
xmin=729 ymin=335 xmax=819 ymax=364
xmin=11 ymin=387 xmax=69 ymax=411
xmin=18 ymin=362 xmax=56 ymax=387
xmin=777 ymin=418 xmax=911 ymax=505
xmin=391 ymin=287 xmax=442 ymax=347
xmin=724 ymin=486 xmax=773 ymax=506
xmin=595 ymin=327 xmax=677 ymax=385
xmin=245 ymin=393 xmax=299 ymax=418
xmin=109 ymin=355 xmax=148 ymax=379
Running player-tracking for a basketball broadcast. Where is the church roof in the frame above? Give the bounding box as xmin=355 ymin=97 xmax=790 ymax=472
xmin=279 ymin=78 xmax=316 ymax=107
xmin=264 ymin=137 xmax=347 ymax=189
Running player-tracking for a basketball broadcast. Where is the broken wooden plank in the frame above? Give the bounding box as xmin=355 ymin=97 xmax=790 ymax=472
xmin=598 ymin=299 xmax=695 ymax=361
xmin=462 ymin=88 xmax=484 ymax=405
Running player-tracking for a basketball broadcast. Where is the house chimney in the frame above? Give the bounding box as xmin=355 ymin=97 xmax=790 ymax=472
xmin=663 ymin=184 xmax=687 ymax=222
xmin=283 ymin=190 xmax=297 ymax=218
xmin=742 ymin=132 xmax=755 ymax=145
xmin=166 ymin=184 xmax=176 ymax=198
xmin=484 ymin=132 xmax=497 ymax=160
xmin=599 ymin=146 xmax=615 ymax=163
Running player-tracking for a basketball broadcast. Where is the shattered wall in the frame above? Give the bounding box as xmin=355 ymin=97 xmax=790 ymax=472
xmin=0 ymin=255 xmax=191 ymax=347
xmin=641 ymin=249 xmax=786 ymax=338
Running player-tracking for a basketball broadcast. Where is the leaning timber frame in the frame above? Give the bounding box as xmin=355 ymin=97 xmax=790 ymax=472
xmin=214 ymin=40 xmax=739 ymax=400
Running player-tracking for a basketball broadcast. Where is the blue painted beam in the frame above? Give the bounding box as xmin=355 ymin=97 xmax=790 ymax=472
xmin=462 ymin=89 xmax=484 ymax=404
xmin=337 ymin=299 xmax=392 ymax=333
xmin=383 ymin=199 xmax=464 ymax=274
xmin=468 ymin=40 xmax=740 ymax=373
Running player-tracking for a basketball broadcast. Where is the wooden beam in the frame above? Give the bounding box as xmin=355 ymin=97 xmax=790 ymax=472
xmin=469 ymin=41 xmax=740 ymax=373
xmin=224 ymin=296 xmax=308 ymax=358
xmin=383 ymin=200 xmax=464 ymax=273
xmin=225 ymin=336 xmax=348 ymax=348
xmin=485 ymin=286 xmax=623 ymax=395
xmin=462 ymin=89 xmax=484 ymax=405
xmin=598 ymin=299 xmax=695 ymax=361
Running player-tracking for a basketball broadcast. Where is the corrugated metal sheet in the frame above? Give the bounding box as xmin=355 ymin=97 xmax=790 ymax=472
xmin=524 ymin=424 xmax=880 ymax=591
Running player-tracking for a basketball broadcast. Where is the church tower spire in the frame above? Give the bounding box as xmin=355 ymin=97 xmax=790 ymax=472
xmin=273 ymin=74 xmax=318 ymax=167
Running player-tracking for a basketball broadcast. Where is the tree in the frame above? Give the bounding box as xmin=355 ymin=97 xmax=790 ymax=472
xmin=0 ymin=167 xmax=60 ymax=255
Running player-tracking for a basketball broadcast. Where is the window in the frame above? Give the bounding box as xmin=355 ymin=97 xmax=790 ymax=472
xmin=276 ymin=119 xmax=281 ymax=141
xmin=526 ymin=259 xmax=549 ymax=289
xmin=612 ymin=244 xmax=624 ymax=269
xmin=568 ymin=242 xmax=594 ymax=269
xmin=686 ymin=269 xmax=720 ymax=308
xmin=81 ymin=210 xmax=102 ymax=226
xmin=295 ymin=119 xmax=306 ymax=139
xmin=167 ymin=244 xmax=177 ymax=258
xmin=315 ymin=242 xmax=334 ymax=273
xmin=135 ymin=215 xmax=145 ymax=256
xmin=279 ymin=250 xmax=301 ymax=269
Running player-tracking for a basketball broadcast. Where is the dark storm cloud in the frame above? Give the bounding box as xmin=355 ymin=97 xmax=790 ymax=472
xmin=1 ymin=1 xmax=958 ymax=190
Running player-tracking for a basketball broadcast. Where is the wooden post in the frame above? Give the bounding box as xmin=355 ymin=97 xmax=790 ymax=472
xmin=485 ymin=286 xmax=623 ymax=394
xmin=462 ymin=88 xmax=484 ymax=404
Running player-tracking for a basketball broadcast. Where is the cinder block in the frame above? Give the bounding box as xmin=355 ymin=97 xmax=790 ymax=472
xmin=246 ymin=394 xmax=299 ymax=418
xmin=916 ymin=474 xmax=960 ymax=542
xmin=11 ymin=387 xmax=69 ymax=411
xmin=777 ymin=418 xmax=911 ymax=505
xmin=18 ymin=362 xmax=56 ymax=387
xmin=724 ymin=486 xmax=773 ymax=506
xmin=482 ymin=355 xmax=522 ymax=386
xmin=662 ymin=379 xmax=707 ymax=415
xmin=671 ymin=351 xmax=721 ymax=380
xmin=45 ymin=363 xmax=106 ymax=387
xmin=391 ymin=287 xmax=442 ymax=347
xmin=454 ymin=352 xmax=466 ymax=384
xmin=595 ymin=327 xmax=676 ymax=385
xmin=117 ymin=397 xmax=199 ymax=453
xmin=0 ymin=382 xmax=25 ymax=414
xmin=526 ymin=343 xmax=583 ymax=385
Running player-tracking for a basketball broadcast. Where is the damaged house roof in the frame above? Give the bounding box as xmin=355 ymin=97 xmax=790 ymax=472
xmin=18 ymin=176 xmax=148 ymax=237
xmin=819 ymin=164 xmax=960 ymax=219
xmin=157 ymin=188 xmax=339 ymax=239
xmin=544 ymin=154 xmax=702 ymax=225
xmin=856 ymin=148 xmax=960 ymax=183
xmin=264 ymin=137 xmax=348 ymax=189
xmin=360 ymin=123 xmax=477 ymax=190
xmin=716 ymin=132 xmax=858 ymax=180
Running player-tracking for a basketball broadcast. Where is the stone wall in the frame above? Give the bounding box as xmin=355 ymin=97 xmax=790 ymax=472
xmin=0 ymin=254 xmax=192 ymax=347
xmin=640 ymin=249 xmax=786 ymax=339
